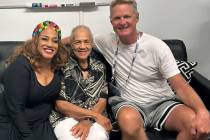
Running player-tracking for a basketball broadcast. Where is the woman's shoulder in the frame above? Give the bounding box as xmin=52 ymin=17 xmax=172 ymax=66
xmin=15 ymin=55 xmax=29 ymax=63
xmin=3 ymin=55 xmax=33 ymax=81
xmin=8 ymin=55 xmax=32 ymax=71
xmin=90 ymin=57 xmax=106 ymax=71
xmin=63 ymin=57 xmax=78 ymax=71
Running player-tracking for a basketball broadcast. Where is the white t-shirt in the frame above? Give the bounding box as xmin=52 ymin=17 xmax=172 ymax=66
xmin=94 ymin=32 xmax=180 ymax=105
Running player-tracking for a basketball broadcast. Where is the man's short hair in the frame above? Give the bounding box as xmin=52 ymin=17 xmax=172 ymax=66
xmin=110 ymin=0 xmax=138 ymax=14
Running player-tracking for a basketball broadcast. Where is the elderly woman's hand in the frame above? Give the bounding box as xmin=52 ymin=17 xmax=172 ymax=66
xmin=94 ymin=113 xmax=112 ymax=133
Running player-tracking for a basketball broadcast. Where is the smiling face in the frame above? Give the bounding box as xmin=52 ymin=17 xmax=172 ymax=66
xmin=37 ymin=26 xmax=59 ymax=62
xmin=110 ymin=3 xmax=139 ymax=43
xmin=71 ymin=28 xmax=92 ymax=62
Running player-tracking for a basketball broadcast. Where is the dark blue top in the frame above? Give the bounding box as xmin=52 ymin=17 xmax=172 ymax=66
xmin=0 ymin=55 xmax=62 ymax=140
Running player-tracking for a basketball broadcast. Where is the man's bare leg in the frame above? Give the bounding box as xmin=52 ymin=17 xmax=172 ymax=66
xmin=116 ymin=106 xmax=148 ymax=140
xmin=164 ymin=105 xmax=196 ymax=140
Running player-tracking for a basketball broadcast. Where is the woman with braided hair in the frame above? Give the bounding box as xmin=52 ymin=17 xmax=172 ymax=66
xmin=0 ymin=20 xmax=68 ymax=140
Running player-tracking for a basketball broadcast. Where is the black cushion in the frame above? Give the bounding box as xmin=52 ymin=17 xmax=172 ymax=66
xmin=163 ymin=39 xmax=187 ymax=61
xmin=0 ymin=62 xmax=6 ymax=83
xmin=0 ymin=41 xmax=23 ymax=61
xmin=176 ymin=60 xmax=197 ymax=82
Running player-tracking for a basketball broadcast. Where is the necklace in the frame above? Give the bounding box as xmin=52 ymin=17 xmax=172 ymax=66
xmin=111 ymin=33 xmax=141 ymax=87
xmin=80 ymin=65 xmax=89 ymax=71
xmin=78 ymin=57 xmax=90 ymax=72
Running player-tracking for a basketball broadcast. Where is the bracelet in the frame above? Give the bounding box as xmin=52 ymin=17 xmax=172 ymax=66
xmin=89 ymin=118 xmax=96 ymax=123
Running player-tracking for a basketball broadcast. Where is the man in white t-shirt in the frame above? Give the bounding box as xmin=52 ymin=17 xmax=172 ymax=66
xmin=93 ymin=0 xmax=210 ymax=140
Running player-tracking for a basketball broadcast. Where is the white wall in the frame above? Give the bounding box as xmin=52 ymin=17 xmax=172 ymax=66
xmin=139 ymin=0 xmax=210 ymax=79
xmin=0 ymin=0 xmax=210 ymax=79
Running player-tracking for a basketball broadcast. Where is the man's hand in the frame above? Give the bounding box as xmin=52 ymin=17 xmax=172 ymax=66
xmin=191 ymin=110 xmax=210 ymax=139
xmin=71 ymin=120 xmax=92 ymax=140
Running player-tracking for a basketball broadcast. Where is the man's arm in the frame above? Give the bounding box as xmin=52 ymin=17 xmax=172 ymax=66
xmin=169 ymin=73 xmax=210 ymax=137
xmin=61 ymin=36 xmax=70 ymax=46
xmin=169 ymin=73 xmax=207 ymax=113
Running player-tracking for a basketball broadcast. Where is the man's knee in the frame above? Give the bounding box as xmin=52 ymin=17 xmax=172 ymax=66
xmin=165 ymin=105 xmax=196 ymax=132
xmin=177 ymin=106 xmax=196 ymax=131
xmin=117 ymin=106 xmax=145 ymax=134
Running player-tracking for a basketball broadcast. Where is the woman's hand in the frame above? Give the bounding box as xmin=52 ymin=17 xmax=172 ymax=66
xmin=94 ymin=114 xmax=112 ymax=133
xmin=71 ymin=120 xmax=92 ymax=140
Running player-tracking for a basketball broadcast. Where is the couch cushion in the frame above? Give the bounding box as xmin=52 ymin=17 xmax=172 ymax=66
xmin=176 ymin=60 xmax=197 ymax=83
xmin=163 ymin=40 xmax=187 ymax=61
xmin=0 ymin=41 xmax=23 ymax=61
xmin=0 ymin=61 xmax=6 ymax=83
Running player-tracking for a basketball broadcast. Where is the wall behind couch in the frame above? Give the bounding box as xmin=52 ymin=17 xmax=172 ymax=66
xmin=0 ymin=0 xmax=210 ymax=79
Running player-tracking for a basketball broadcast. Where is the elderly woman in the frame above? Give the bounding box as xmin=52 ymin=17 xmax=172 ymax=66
xmin=0 ymin=21 xmax=68 ymax=140
xmin=50 ymin=25 xmax=112 ymax=140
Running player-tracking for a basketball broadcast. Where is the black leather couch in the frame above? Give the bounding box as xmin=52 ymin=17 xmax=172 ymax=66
xmin=0 ymin=40 xmax=210 ymax=140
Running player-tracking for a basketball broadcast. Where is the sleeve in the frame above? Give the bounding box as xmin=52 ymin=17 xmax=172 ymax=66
xmin=56 ymin=61 xmax=71 ymax=101
xmin=93 ymin=34 xmax=101 ymax=52
xmin=56 ymin=79 xmax=67 ymax=101
xmin=93 ymin=33 xmax=111 ymax=54
xmin=99 ymin=64 xmax=108 ymax=99
xmin=3 ymin=57 xmax=35 ymax=140
xmin=157 ymin=41 xmax=180 ymax=79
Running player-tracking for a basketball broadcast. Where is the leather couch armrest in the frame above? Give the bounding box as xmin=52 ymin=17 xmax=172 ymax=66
xmin=190 ymin=70 xmax=210 ymax=110
xmin=0 ymin=83 xmax=4 ymax=94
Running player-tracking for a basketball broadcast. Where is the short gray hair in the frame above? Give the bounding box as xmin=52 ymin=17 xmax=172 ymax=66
xmin=110 ymin=0 xmax=138 ymax=15
xmin=69 ymin=25 xmax=93 ymax=44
